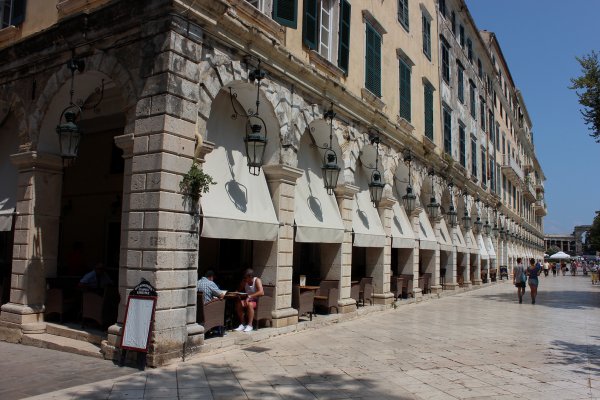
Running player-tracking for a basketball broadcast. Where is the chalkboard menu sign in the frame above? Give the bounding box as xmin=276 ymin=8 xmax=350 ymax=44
xmin=120 ymin=279 xmax=157 ymax=353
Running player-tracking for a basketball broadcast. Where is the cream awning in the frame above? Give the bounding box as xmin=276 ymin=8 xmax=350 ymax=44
xmin=0 ymin=206 xmax=14 ymax=232
xmin=418 ymin=209 xmax=438 ymax=251
xmin=477 ymin=234 xmax=489 ymax=260
xmin=466 ymin=229 xmax=479 ymax=253
xmin=485 ymin=236 xmax=497 ymax=259
xmin=294 ymin=140 xmax=344 ymax=243
xmin=454 ymin=226 xmax=469 ymax=253
xmin=436 ymin=218 xmax=453 ymax=252
xmin=200 ymin=145 xmax=279 ymax=241
xmin=391 ymin=202 xmax=415 ymax=249
xmin=352 ymin=189 xmax=386 ymax=248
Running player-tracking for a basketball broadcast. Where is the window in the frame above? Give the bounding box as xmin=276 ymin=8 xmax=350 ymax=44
xmin=481 ymin=147 xmax=487 ymax=187
xmin=488 ymin=111 xmax=494 ymax=142
xmin=477 ymin=59 xmax=483 ymax=79
xmin=303 ymin=0 xmax=335 ymax=60
xmin=338 ymin=0 xmax=351 ymax=73
xmin=398 ymin=0 xmax=409 ymax=31
xmin=439 ymin=0 xmax=446 ymax=18
xmin=424 ymin=82 xmax=434 ymax=140
xmin=443 ymin=106 xmax=452 ymax=155
xmin=422 ymin=13 xmax=431 ymax=59
xmin=1 ymin=0 xmax=25 ymax=28
xmin=457 ymin=61 xmax=464 ymax=103
xmin=459 ymin=123 xmax=466 ymax=167
xmin=441 ymin=36 xmax=450 ymax=84
xmin=451 ymin=11 xmax=456 ymax=35
xmin=365 ymin=22 xmax=382 ymax=97
xmin=502 ymin=133 xmax=505 ymax=154
xmin=466 ymin=38 xmax=473 ymax=62
xmin=469 ymin=81 xmax=476 ymax=119
xmin=471 ymin=136 xmax=478 ymax=178
xmin=490 ymin=156 xmax=496 ymax=192
xmin=459 ymin=24 xmax=464 ymax=47
xmin=480 ymin=98 xmax=486 ymax=130
xmin=495 ymin=123 xmax=500 ymax=151
xmin=399 ymin=58 xmax=411 ymax=122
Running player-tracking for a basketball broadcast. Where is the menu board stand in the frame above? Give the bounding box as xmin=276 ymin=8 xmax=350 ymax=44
xmin=119 ymin=279 xmax=157 ymax=370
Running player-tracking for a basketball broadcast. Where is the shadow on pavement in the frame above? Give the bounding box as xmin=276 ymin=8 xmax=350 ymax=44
xmin=545 ymin=339 xmax=600 ymax=376
xmin=472 ymin=289 xmax=600 ymax=310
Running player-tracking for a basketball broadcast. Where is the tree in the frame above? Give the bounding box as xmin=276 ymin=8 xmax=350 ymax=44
xmin=546 ymin=246 xmax=561 ymax=257
xmin=588 ymin=211 xmax=600 ymax=252
xmin=570 ymin=51 xmax=600 ymax=143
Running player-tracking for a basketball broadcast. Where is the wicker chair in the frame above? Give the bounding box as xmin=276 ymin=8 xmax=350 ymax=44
xmin=292 ymin=285 xmax=314 ymax=321
xmin=359 ymin=277 xmax=373 ymax=306
xmin=350 ymin=282 xmax=360 ymax=306
xmin=314 ymin=280 xmax=339 ymax=314
xmin=196 ymin=293 xmax=226 ymax=335
xmin=390 ymin=276 xmax=404 ymax=300
xmin=253 ymin=285 xmax=274 ymax=329
xmin=399 ymin=274 xmax=414 ymax=298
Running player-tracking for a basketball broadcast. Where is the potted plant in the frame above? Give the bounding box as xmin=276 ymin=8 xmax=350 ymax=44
xmin=179 ymin=162 xmax=215 ymax=201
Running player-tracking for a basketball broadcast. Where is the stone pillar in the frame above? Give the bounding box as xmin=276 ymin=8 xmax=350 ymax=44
xmin=261 ymin=164 xmax=303 ymax=328
xmin=103 ymin=30 xmax=204 ymax=366
xmin=462 ymin=250 xmax=471 ymax=288
xmin=445 ymin=226 xmax=459 ymax=290
xmin=430 ymin=218 xmax=442 ymax=294
xmin=371 ymin=196 xmax=394 ymax=305
xmin=0 ymin=152 xmax=63 ymax=337
xmin=333 ymin=183 xmax=359 ymax=313
xmin=409 ymin=206 xmax=423 ymax=299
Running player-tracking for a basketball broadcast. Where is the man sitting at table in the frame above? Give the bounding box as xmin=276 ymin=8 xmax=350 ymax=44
xmin=78 ymin=262 xmax=113 ymax=292
xmin=196 ymin=270 xmax=225 ymax=304
xmin=234 ymin=268 xmax=264 ymax=333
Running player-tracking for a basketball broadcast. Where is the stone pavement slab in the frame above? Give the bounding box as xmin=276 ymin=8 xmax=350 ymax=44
xmin=3 ymin=274 xmax=599 ymax=400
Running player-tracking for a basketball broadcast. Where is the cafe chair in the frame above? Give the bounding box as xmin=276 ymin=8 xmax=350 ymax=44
xmin=292 ymin=285 xmax=314 ymax=321
xmin=399 ymin=274 xmax=414 ymax=298
xmin=350 ymin=282 xmax=360 ymax=306
xmin=313 ymin=280 xmax=339 ymax=314
xmin=390 ymin=276 xmax=404 ymax=301
xmin=253 ymin=285 xmax=274 ymax=330
xmin=196 ymin=293 xmax=226 ymax=335
xmin=359 ymin=277 xmax=373 ymax=306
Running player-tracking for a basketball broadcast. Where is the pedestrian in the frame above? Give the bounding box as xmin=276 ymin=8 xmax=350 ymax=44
xmin=543 ymin=260 xmax=549 ymax=277
xmin=551 ymin=262 xmax=557 ymax=276
xmin=513 ymin=257 xmax=527 ymax=304
xmin=561 ymin=261 xmax=567 ymax=276
xmin=527 ymin=258 xmax=542 ymax=304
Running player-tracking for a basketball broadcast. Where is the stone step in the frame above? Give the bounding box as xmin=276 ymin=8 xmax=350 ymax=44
xmin=22 ymin=333 xmax=104 ymax=359
xmin=45 ymin=323 xmax=106 ymax=346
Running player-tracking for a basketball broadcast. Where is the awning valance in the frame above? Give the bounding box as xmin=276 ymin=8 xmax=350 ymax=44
xmin=200 ymin=145 xmax=279 ymax=241
xmin=418 ymin=209 xmax=438 ymax=251
xmin=477 ymin=234 xmax=489 ymax=260
xmin=352 ymin=189 xmax=386 ymax=248
xmin=466 ymin=229 xmax=479 ymax=252
xmin=0 ymin=207 xmax=15 ymax=232
xmin=436 ymin=218 xmax=453 ymax=252
xmin=454 ymin=226 xmax=469 ymax=253
xmin=391 ymin=203 xmax=415 ymax=249
xmin=485 ymin=236 xmax=497 ymax=259
xmin=294 ymin=143 xmax=344 ymax=243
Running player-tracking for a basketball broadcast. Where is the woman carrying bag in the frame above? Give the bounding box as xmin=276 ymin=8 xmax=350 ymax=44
xmin=527 ymin=258 xmax=542 ymax=304
xmin=513 ymin=257 xmax=527 ymax=304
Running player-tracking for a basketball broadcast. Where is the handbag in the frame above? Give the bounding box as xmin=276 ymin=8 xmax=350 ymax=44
xmin=521 ymin=272 xmax=527 ymax=283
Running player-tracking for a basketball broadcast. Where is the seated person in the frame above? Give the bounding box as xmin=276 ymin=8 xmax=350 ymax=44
xmin=78 ymin=263 xmax=114 ymax=292
xmin=197 ymin=270 xmax=225 ymax=303
xmin=234 ymin=269 xmax=264 ymax=333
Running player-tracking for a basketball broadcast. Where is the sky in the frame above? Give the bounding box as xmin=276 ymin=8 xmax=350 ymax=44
xmin=465 ymin=0 xmax=600 ymax=235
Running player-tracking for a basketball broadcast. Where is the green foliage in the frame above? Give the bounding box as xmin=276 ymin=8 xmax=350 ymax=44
xmin=588 ymin=212 xmax=600 ymax=252
xmin=179 ymin=163 xmax=215 ymax=200
xmin=570 ymin=51 xmax=600 ymax=143
xmin=546 ymin=245 xmax=561 ymax=256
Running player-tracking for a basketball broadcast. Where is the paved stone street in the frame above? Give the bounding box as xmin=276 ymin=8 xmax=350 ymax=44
xmin=4 ymin=274 xmax=599 ymax=400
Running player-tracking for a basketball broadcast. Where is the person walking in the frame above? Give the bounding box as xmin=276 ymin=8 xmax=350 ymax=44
xmin=527 ymin=258 xmax=542 ymax=304
xmin=543 ymin=260 xmax=549 ymax=277
xmin=513 ymin=257 xmax=527 ymax=304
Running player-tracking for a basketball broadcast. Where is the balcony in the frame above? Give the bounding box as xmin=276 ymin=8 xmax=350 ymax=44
xmin=534 ymin=199 xmax=547 ymax=216
xmin=524 ymin=179 xmax=536 ymax=202
xmin=535 ymin=181 xmax=545 ymax=192
xmin=501 ymin=155 xmax=524 ymax=184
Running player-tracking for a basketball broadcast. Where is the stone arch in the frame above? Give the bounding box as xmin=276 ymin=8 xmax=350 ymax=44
xmin=30 ymin=51 xmax=138 ymax=150
xmin=0 ymin=90 xmax=29 ymax=151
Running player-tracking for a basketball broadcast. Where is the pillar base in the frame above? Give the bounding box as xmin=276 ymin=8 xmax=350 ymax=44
xmin=271 ymin=307 xmax=299 ymax=328
xmin=337 ymin=298 xmax=357 ymax=314
xmin=442 ymin=283 xmax=459 ymax=290
xmin=0 ymin=303 xmax=46 ymax=334
xmin=413 ymin=288 xmax=423 ymax=301
xmin=460 ymin=282 xmax=472 ymax=289
xmin=430 ymin=285 xmax=443 ymax=295
xmin=472 ymin=279 xmax=483 ymax=286
xmin=372 ymin=292 xmax=394 ymax=305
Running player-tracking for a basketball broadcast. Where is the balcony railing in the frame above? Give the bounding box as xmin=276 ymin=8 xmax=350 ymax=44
xmin=534 ymin=199 xmax=547 ymax=216
xmin=501 ymin=154 xmax=524 ymax=184
xmin=524 ymin=179 xmax=536 ymax=202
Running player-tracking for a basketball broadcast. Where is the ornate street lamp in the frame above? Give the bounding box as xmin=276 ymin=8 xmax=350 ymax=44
xmin=320 ymin=105 xmax=341 ymax=194
xmin=229 ymin=60 xmax=268 ymax=176
xmin=368 ymin=133 xmax=384 ymax=206
xmin=462 ymin=191 xmax=472 ymax=230
xmin=473 ymin=197 xmax=483 ymax=234
xmin=426 ymin=169 xmax=440 ymax=219
xmin=483 ymin=206 xmax=492 ymax=236
xmin=56 ymin=57 xmax=86 ymax=160
xmin=402 ymin=149 xmax=416 ymax=214
xmin=492 ymin=209 xmax=499 ymax=238
xmin=447 ymin=182 xmax=458 ymax=227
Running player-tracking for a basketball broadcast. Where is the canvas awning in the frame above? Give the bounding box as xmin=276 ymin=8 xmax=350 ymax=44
xmin=294 ymin=140 xmax=344 ymax=243
xmin=465 ymin=229 xmax=479 ymax=253
xmin=200 ymin=145 xmax=279 ymax=241
xmin=391 ymin=202 xmax=415 ymax=249
xmin=454 ymin=226 xmax=469 ymax=253
xmin=352 ymin=189 xmax=386 ymax=248
xmin=477 ymin=234 xmax=489 ymax=260
xmin=436 ymin=218 xmax=453 ymax=252
xmin=418 ymin=209 xmax=438 ymax=251
xmin=0 ymin=206 xmax=15 ymax=232
xmin=485 ymin=236 xmax=497 ymax=259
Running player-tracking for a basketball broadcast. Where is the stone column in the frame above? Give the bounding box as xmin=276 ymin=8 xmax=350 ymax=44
xmin=430 ymin=217 xmax=442 ymax=295
xmin=462 ymin=249 xmax=471 ymax=288
xmin=371 ymin=196 xmax=394 ymax=305
xmin=103 ymin=30 xmax=204 ymax=366
xmin=261 ymin=164 xmax=303 ymax=328
xmin=0 ymin=152 xmax=63 ymax=337
xmin=445 ymin=226 xmax=459 ymax=290
xmin=333 ymin=183 xmax=359 ymax=313
xmin=409 ymin=206 xmax=423 ymax=299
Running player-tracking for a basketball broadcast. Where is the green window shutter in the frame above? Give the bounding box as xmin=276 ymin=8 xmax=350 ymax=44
xmin=365 ymin=23 xmax=381 ymax=97
xmin=399 ymin=60 xmax=411 ymax=122
xmin=338 ymin=0 xmax=351 ymax=74
xmin=424 ymin=83 xmax=434 ymax=140
xmin=457 ymin=64 xmax=464 ymax=102
xmin=302 ymin=0 xmax=318 ymax=49
xmin=273 ymin=0 xmax=298 ymax=29
xmin=422 ymin=15 xmax=431 ymax=59
xmin=443 ymin=108 xmax=452 ymax=155
xmin=10 ymin=0 xmax=26 ymax=26
xmin=399 ymin=0 xmax=409 ymax=30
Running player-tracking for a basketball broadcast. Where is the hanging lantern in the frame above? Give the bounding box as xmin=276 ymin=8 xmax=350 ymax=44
xmin=492 ymin=223 xmax=499 ymax=238
xmin=462 ymin=211 xmax=472 ymax=230
xmin=473 ymin=217 xmax=483 ymax=234
xmin=369 ymin=169 xmax=385 ymax=206
xmin=56 ymin=110 xmax=82 ymax=159
xmin=402 ymin=185 xmax=416 ymax=215
xmin=447 ymin=205 xmax=458 ymax=227
xmin=321 ymin=106 xmax=340 ymax=194
xmin=483 ymin=220 xmax=492 ymax=236
xmin=426 ymin=170 xmax=439 ymax=219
